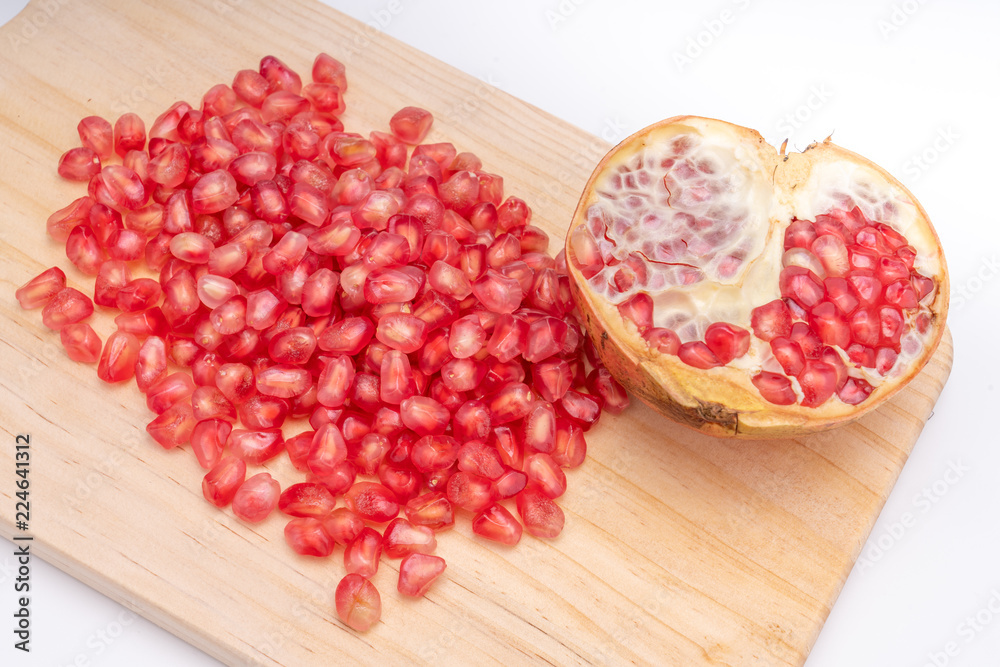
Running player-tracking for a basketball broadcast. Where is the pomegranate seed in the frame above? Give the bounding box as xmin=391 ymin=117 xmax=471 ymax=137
xmin=410 ymin=435 xmax=461 ymax=473
xmin=751 ymin=372 xmax=796 ymax=405
xmin=146 ymin=372 xmax=196 ymax=414
xmin=617 ymin=293 xmax=654 ymax=332
xmin=797 ymin=360 xmax=838 ymax=408
xmin=678 ymin=341 xmax=722 ymax=369
xmin=58 ymin=147 xmax=101 ymax=181
xmin=202 ymin=456 xmax=246 ymax=507
xmin=146 ymin=400 xmax=196 ymax=449
xmin=284 ymin=518 xmax=335 ymax=557
xmin=389 ymin=106 xmax=433 ymax=144
xmin=278 ymin=483 xmax=336 ymax=518
xmin=704 ymin=322 xmax=750 ymax=364
xmin=516 ymin=486 xmax=565 ymax=538
xmin=335 ymin=573 xmax=381 ymax=632
xmin=585 ymin=368 xmax=629 ymax=414
xmin=525 ymin=453 xmax=567 ymax=499
xmin=97 ymin=331 xmax=140 ymax=383
xmin=78 ymin=116 xmax=113 ymax=160
xmin=446 ymin=471 xmax=495 ymax=513
xmin=809 ymin=302 xmax=851 ymax=348
xmin=344 ymin=527 xmax=383 ymax=577
xmin=232 ymin=472 xmax=280 ymax=523
xmin=404 ymin=492 xmax=454 ymax=531
xmin=551 ymin=419 xmax=587 ymax=468
xmin=376 ymin=312 xmax=427 ymax=353
xmin=228 ymin=428 xmax=285 ymax=464
xmin=323 ymin=508 xmax=365 ymax=545
xmin=59 ymin=322 xmax=102 ymax=363
xmin=16 ymin=267 xmax=66 ymax=309
xmin=65 ymin=224 xmax=104 ymax=275
xmin=114 ymin=113 xmax=146 ymax=157
xmin=472 ymin=504 xmax=522 ymax=545
xmin=343 ymin=481 xmax=399 ymax=523
xmin=382 ymin=518 xmax=437 ymax=558
xmin=190 ymin=419 xmax=231 ymax=470
xmin=838 ymin=377 xmax=874 ymax=405
xmin=397 ymin=553 xmax=446 ymax=598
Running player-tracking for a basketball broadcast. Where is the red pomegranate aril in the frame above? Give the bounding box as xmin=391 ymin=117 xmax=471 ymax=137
xmin=751 ymin=372 xmax=796 ymax=405
xmin=523 ymin=401 xmax=557 ymax=453
xmin=284 ymin=517 xmax=335 ymax=557
xmin=190 ymin=419 xmax=231 ymax=470
xmin=912 ymin=275 xmax=935 ymax=301
xmin=146 ymin=400 xmax=196 ymax=449
xmin=232 ymin=472 xmax=280 ymax=523
xmin=877 ymin=255 xmax=910 ymax=286
xmin=343 ymin=526 xmax=384 ymax=579
xmin=557 ymin=390 xmax=602 ymax=430
xmin=268 ymin=326 xmax=317 ymax=364
xmin=784 ymin=218 xmax=817 ymax=249
xmin=16 ymin=267 xmax=67 ymax=309
xmin=472 ymin=504 xmax=522 ymax=546
xmin=256 ymin=365 xmax=311 ymax=398
xmin=59 ymin=322 xmax=102 ymax=363
xmin=878 ymin=305 xmax=904 ymax=350
xmin=780 ymin=266 xmax=825 ymax=309
xmin=400 ymin=396 xmax=449 ymax=436
xmin=516 ymin=486 xmax=564 ymax=539
xmin=115 ymin=278 xmax=161 ymax=312
xmin=525 ymin=452 xmax=567 ymax=499
xmin=97 ymin=331 xmax=140 ymax=383
xmin=114 ymin=112 xmax=146 ymax=157
xmin=531 ymin=358 xmax=574 ymax=403
xmin=245 ymin=288 xmax=286 ymax=330
xmin=335 ymin=573 xmax=381 ymax=632
xmin=146 ymin=371 xmax=195 ymax=414
xmin=238 ymin=393 xmax=289 ymax=429
xmin=228 ymin=428 xmax=285 ymax=464
xmin=876 ymin=347 xmax=898 ymax=375
xmin=317 ymin=509 xmax=362 ymax=548
xmin=749 ymin=298 xmax=792 ymax=342
xmin=94 ymin=165 xmax=146 ymax=211
xmin=77 ymin=115 xmax=113 ymax=160
xmin=315 ymin=354 xmax=355 ymax=408
xmin=448 ymin=315 xmax=485 ymax=359
xmin=382 ymin=518 xmax=437 ymax=558
xmin=65 ymin=224 xmax=104 ymax=275
xmin=809 ymin=302 xmax=851 ymax=348
xmin=377 ymin=350 xmax=414 ymax=404
xmin=488 ymin=382 xmax=534 ymax=424
xmin=389 ymin=106 xmax=433 ymax=144
xmin=398 ymin=553 xmax=446 ymax=598
xmin=446 ymin=471 xmax=495 ymax=513
xmin=523 ymin=317 xmax=568 ymax=363
xmin=585 ymin=367 xmax=629 ymax=414
xmin=170 ymin=232 xmax=214 ymax=264
xmin=839 ymin=377 xmax=874 ymax=405
xmin=93 ymin=259 xmax=130 ymax=308
xmin=58 ymin=147 xmax=101 ymax=181
xmin=884 ymin=279 xmax=919 ymax=309
xmin=703 ymin=322 xmax=750 ymax=364
xmin=343 ymin=481 xmax=399 ymax=523
xmin=375 ymin=312 xmax=427 ymax=354
xmin=810 ymin=234 xmax=850 ymax=277
xmin=404 ymin=492 xmax=454 ymax=532
xmin=797 ymin=360 xmax=838 ymax=408
xmin=678 ymin=341 xmax=722 ymax=370
xmin=551 ymin=419 xmax=587 ymax=468
xmin=470 ymin=270 xmax=522 ymax=315
xmin=278 ymin=482 xmax=336 ymax=519
xmin=202 ymin=456 xmax=246 ymax=507
xmin=410 ymin=434 xmax=461 ymax=473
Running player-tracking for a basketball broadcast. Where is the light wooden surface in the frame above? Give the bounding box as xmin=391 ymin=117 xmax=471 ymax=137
xmin=0 ymin=1 xmax=954 ymax=665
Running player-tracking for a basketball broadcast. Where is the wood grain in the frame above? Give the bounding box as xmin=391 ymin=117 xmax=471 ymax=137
xmin=0 ymin=1 xmax=953 ymax=665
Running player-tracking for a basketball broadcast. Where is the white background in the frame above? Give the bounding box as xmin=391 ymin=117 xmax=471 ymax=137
xmin=2 ymin=0 xmax=998 ymax=665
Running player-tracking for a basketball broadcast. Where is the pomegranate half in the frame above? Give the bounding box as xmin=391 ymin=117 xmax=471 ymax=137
xmin=566 ymin=116 xmax=948 ymax=437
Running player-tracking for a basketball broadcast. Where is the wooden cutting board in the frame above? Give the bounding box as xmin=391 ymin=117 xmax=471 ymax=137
xmin=0 ymin=1 xmax=953 ymax=664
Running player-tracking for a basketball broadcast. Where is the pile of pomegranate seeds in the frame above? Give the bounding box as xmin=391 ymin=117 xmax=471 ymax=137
xmin=17 ymin=53 xmax=626 ymax=632
xmin=569 ymin=132 xmax=938 ymax=409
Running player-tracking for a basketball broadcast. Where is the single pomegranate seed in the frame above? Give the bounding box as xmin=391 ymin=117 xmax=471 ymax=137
xmin=284 ymin=517 xmax=335 ymax=557
xmin=585 ymin=368 xmax=629 ymax=414
xmin=190 ymin=419 xmax=231 ymax=470
xmin=471 ymin=269 xmax=522 ymax=314
xmin=344 ymin=526 xmax=383 ymax=577
xmin=838 ymin=377 xmax=874 ymax=405
xmin=278 ymin=483 xmax=336 ymax=519
xmin=335 ymin=573 xmax=381 ymax=632
xmin=398 ymin=553 xmax=446 ymax=598
xmin=410 ymin=435 xmax=461 ymax=473
xmin=146 ymin=401 xmax=196 ymax=449
xmin=473 ymin=504 xmax=523 ymax=545
xmin=810 ymin=302 xmax=851 ymax=348
xmin=878 ymin=305 xmax=904 ymax=350
xmin=489 ymin=382 xmax=535 ymax=424
xmin=376 ymin=312 xmax=427 ymax=353
xmin=113 ymin=113 xmax=146 ymax=157
xmin=617 ymin=293 xmax=654 ymax=332
xmin=59 ymin=322 xmax=102 ymax=363
xmin=202 ymin=456 xmax=246 ymax=507
xmin=876 ymin=346 xmax=899 ymax=375
xmin=78 ymin=115 xmax=113 ymax=160
xmin=146 ymin=372 xmax=196 ymax=414
xmin=678 ymin=341 xmax=722 ymax=369
xmin=516 ymin=486 xmax=565 ymax=539
xmin=382 ymin=518 xmax=437 ymax=558
xmin=551 ymin=419 xmax=587 ymax=468
xmin=704 ymin=322 xmax=750 ymax=364
xmin=228 ymin=428 xmax=285 ymax=464
xmin=16 ymin=267 xmax=66 ymax=309
xmin=525 ymin=452 xmax=567 ymax=499
xmin=97 ymin=331 xmax=140 ymax=383
xmin=232 ymin=472 xmax=281 ymax=523
xmin=403 ymin=492 xmax=454 ymax=531
xmin=752 ymin=372 xmax=797 ymax=405
xmin=343 ymin=482 xmax=399 ymax=523
xmin=191 ymin=170 xmax=238 ymax=214
xmin=323 ymin=508 xmax=365 ymax=545
xmin=256 ymin=365 xmax=312 ymax=398
xmin=797 ymin=360 xmax=838 ymax=408
xmin=400 ymin=396 xmax=450 ymax=436
xmin=65 ymin=224 xmax=104 ymax=275
xmin=389 ymin=106 xmax=433 ymax=144
xmin=780 ymin=266 xmax=825 ymax=309
xmin=58 ymin=147 xmax=101 ymax=181
xmin=446 ymin=471 xmax=495 ymax=513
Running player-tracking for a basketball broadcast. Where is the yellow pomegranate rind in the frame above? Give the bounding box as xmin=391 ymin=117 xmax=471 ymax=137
xmin=566 ymin=116 xmax=949 ymax=438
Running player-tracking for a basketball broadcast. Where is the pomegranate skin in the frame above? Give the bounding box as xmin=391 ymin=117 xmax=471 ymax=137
xmin=566 ymin=116 xmax=949 ymax=438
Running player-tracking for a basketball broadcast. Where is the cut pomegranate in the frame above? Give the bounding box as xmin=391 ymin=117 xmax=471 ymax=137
xmin=566 ymin=115 xmax=948 ymax=436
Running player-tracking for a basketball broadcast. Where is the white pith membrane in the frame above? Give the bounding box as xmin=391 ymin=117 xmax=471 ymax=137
xmin=568 ymin=117 xmax=947 ymax=417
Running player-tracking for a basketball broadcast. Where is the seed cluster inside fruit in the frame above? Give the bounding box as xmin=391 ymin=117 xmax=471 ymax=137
xmin=569 ymin=129 xmax=940 ymax=409
xmin=17 ymin=53 xmax=629 ymax=632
